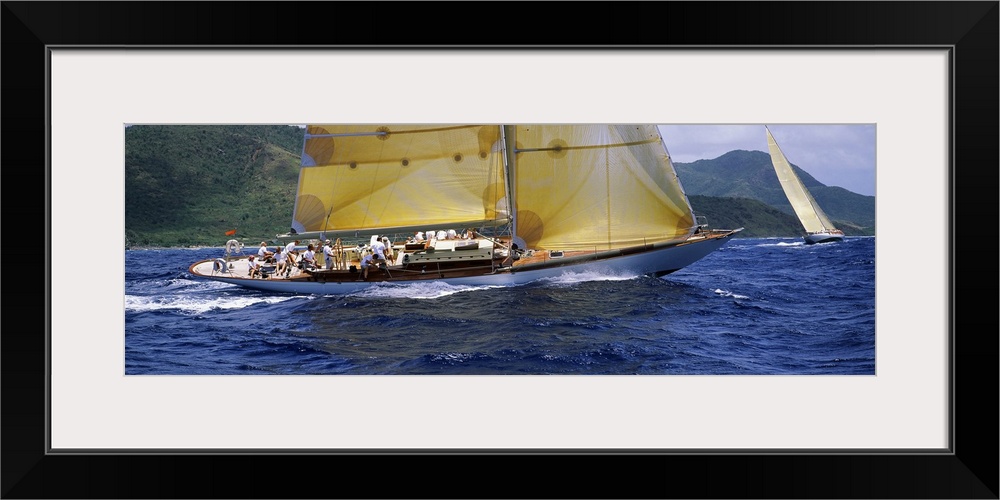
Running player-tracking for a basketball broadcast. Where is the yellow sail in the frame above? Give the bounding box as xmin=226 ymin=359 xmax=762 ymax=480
xmin=511 ymin=125 xmax=696 ymax=251
xmin=765 ymin=127 xmax=839 ymax=234
xmin=292 ymin=125 xmax=507 ymax=236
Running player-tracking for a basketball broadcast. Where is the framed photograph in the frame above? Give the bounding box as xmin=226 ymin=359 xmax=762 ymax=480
xmin=6 ymin=2 xmax=996 ymax=498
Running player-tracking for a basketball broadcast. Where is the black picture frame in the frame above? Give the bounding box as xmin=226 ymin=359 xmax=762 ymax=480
xmin=3 ymin=2 xmax=997 ymax=498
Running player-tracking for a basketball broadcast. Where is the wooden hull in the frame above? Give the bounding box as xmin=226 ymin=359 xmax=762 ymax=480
xmin=188 ymin=230 xmax=741 ymax=295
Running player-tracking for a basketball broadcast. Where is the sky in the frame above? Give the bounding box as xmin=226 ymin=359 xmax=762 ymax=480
xmin=659 ymin=124 xmax=876 ymax=197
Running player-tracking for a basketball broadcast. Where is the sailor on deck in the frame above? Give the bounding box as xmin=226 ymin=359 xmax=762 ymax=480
xmin=359 ymin=251 xmax=375 ymax=280
xmin=258 ymin=242 xmax=274 ymax=262
xmin=300 ymin=244 xmax=317 ymax=269
xmin=274 ymin=247 xmax=288 ymax=276
xmin=247 ymin=255 xmax=261 ymax=278
xmin=380 ymin=236 xmax=394 ymax=263
xmin=284 ymin=240 xmax=300 ymax=267
xmin=371 ymin=237 xmax=387 ymax=262
xmin=322 ymin=240 xmax=335 ymax=269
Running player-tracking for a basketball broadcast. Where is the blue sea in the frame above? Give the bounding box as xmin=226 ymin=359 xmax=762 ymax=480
xmin=125 ymin=237 xmax=875 ymax=375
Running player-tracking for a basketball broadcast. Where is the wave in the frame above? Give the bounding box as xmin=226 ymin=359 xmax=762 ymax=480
xmin=124 ymin=293 xmax=299 ymax=314
xmin=154 ymin=277 xmax=232 ymax=292
xmin=350 ymin=281 xmax=508 ymax=300
xmin=757 ymin=241 xmax=804 ymax=248
xmin=536 ymin=269 xmax=641 ymax=286
xmin=345 ymin=269 xmax=641 ymax=299
xmin=714 ymin=288 xmax=750 ymax=300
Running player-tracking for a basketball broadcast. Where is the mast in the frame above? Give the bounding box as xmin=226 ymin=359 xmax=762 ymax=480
xmin=502 ymin=125 xmax=518 ymax=245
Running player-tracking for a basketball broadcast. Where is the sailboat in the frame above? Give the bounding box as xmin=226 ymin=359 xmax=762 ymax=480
xmin=189 ymin=125 xmax=743 ymax=294
xmin=765 ymin=126 xmax=845 ymax=245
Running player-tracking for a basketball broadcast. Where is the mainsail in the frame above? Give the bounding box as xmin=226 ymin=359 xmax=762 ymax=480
xmin=765 ymin=126 xmax=839 ymax=234
xmin=511 ymin=125 xmax=696 ymax=251
xmin=292 ymin=125 xmax=508 ymax=238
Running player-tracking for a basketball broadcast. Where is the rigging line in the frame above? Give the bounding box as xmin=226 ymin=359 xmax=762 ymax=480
xmin=322 ymin=205 xmax=334 ymax=237
xmin=515 ymin=137 xmax=658 ymax=154
xmin=605 ymin=143 xmax=612 ymax=251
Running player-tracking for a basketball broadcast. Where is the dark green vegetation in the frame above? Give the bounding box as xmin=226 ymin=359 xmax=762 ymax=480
xmin=124 ymin=126 xmax=876 ymax=248
xmin=125 ymin=125 xmax=303 ymax=247
xmin=689 ymin=195 xmax=804 ymax=238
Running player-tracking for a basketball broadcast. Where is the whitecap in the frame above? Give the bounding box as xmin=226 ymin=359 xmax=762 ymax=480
xmin=713 ymin=288 xmax=750 ymax=300
xmin=537 ymin=269 xmax=640 ymax=286
xmin=352 ymin=281 xmax=507 ymax=300
xmin=124 ymin=293 xmax=298 ymax=314
xmin=754 ymin=240 xmax=803 ymax=247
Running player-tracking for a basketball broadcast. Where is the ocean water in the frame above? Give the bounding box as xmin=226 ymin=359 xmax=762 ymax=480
xmin=125 ymin=237 xmax=875 ymax=375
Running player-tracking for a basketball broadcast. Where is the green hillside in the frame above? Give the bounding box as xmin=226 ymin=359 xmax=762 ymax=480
xmin=124 ymin=126 xmax=876 ymax=248
xmin=689 ymin=196 xmax=802 ymax=238
xmin=125 ymin=125 xmax=303 ymax=247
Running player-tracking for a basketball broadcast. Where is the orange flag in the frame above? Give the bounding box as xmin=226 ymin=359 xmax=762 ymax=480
xmin=225 ymin=229 xmax=237 ymax=236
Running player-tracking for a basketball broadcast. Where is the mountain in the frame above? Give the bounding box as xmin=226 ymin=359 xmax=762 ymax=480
xmin=124 ymin=127 xmax=876 ymax=248
xmin=676 ymin=150 xmax=876 ymax=233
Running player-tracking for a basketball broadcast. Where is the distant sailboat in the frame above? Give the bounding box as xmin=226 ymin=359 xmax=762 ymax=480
xmin=765 ymin=126 xmax=845 ymax=245
xmin=189 ymin=124 xmax=743 ymax=294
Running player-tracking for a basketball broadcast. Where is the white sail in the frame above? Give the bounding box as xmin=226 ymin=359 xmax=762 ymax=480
xmin=765 ymin=126 xmax=839 ymax=234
